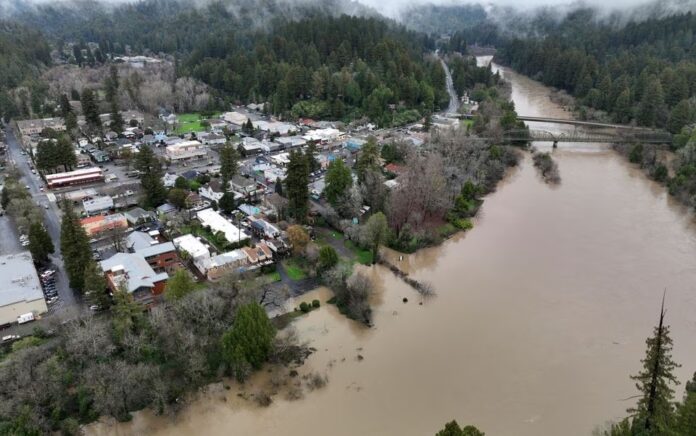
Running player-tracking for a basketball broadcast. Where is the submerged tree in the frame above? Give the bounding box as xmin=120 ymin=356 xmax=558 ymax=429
xmin=221 ymin=303 xmax=275 ymax=381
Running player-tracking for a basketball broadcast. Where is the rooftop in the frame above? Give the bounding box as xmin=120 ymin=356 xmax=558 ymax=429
xmin=173 ymin=234 xmax=210 ymax=260
xmin=196 ymin=209 xmax=250 ymax=243
xmin=135 ymin=242 xmax=176 ymax=259
xmin=100 ymin=252 xmax=168 ymax=293
xmin=0 ymin=252 xmax=45 ymax=307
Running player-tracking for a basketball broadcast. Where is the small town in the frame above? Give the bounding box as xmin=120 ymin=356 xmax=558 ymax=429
xmin=2 ymin=1 xmax=696 ymax=435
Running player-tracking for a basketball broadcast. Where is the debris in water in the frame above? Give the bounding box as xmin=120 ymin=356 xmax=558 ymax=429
xmin=357 ymin=354 xmax=364 ymax=361
xmin=402 ymin=297 xmax=408 ymax=303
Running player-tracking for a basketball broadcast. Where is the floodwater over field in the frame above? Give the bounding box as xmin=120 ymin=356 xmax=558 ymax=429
xmin=89 ymin=58 xmax=696 ymax=436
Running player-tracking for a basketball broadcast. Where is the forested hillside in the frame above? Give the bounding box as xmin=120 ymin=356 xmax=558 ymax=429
xmin=495 ymin=10 xmax=696 ymax=133
xmin=0 ymin=21 xmax=52 ymax=120
xmin=0 ymin=0 xmax=446 ymax=125
xmin=185 ymin=15 xmax=447 ymax=125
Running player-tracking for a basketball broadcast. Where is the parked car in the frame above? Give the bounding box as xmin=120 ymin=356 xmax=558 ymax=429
xmin=2 ymin=335 xmax=21 ymax=343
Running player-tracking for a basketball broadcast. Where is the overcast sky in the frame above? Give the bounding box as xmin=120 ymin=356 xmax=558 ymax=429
xmin=356 ymin=0 xmax=658 ymax=17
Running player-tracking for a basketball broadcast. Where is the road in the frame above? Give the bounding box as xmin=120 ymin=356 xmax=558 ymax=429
xmin=4 ymin=127 xmax=79 ymax=317
xmin=439 ymin=56 xmax=460 ymax=114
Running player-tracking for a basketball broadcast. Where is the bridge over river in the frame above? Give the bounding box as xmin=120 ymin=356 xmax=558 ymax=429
xmin=502 ymin=129 xmax=672 ymax=146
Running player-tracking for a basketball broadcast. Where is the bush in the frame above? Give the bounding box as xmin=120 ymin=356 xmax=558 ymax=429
xmin=312 ymin=299 xmax=320 ymax=308
xmin=299 ymin=302 xmax=310 ymax=313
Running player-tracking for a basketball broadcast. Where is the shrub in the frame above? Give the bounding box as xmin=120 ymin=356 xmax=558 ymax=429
xmin=299 ymin=302 xmax=310 ymax=313
xmin=312 ymin=299 xmax=320 ymax=308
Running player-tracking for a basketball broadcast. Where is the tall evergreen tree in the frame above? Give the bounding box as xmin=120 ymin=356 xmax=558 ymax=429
xmin=28 ymin=222 xmax=54 ymax=264
xmin=324 ymin=159 xmax=352 ymax=206
xmin=221 ymin=303 xmax=275 ymax=381
xmin=628 ymin=294 xmax=680 ymax=434
xmin=134 ymin=145 xmax=167 ymax=208
xmin=219 ymin=142 xmax=239 ymax=188
xmin=83 ymin=260 xmax=111 ymax=310
xmin=285 ymin=149 xmax=309 ymax=222
xmin=60 ymin=201 xmax=91 ymax=292
xmin=80 ymin=88 xmax=101 ymax=129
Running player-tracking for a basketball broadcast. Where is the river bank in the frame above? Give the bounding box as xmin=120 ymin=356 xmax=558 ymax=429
xmin=86 ymin=60 xmax=696 ymax=436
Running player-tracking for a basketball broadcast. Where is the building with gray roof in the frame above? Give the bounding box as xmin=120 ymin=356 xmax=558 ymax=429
xmin=0 ymin=252 xmax=48 ymax=325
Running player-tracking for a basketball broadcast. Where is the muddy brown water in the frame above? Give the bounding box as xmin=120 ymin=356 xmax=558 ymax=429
xmin=87 ymin=58 xmax=696 ymax=436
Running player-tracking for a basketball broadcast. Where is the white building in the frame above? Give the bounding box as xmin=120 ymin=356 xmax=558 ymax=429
xmin=165 ymin=140 xmax=207 ymax=161
xmin=303 ymin=128 xmax=343 ymax=143
xmin=0 ymin=253 xmax=48 ymax=325
xmin=196 ymin=209 xmax=250 ymax=244
xmin=222 ymin=111 xmax=249 ymax=126
xmin=83 ymin=196 xmax=114 ymax=216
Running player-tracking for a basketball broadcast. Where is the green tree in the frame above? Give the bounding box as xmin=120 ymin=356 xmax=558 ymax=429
xmin=218 ymin=191 xmax=236 ymax=214
xmin=637 ymin=78 xmax=665 ymax=127
xmin=165 ymin=269 xmax=195 ymax=301
xmin=174 ymin=176 xmax=189 ymax=190
xmin=134 ymin=145 xmax=167 ymax=208
xmin=111 ymin=287 xmax=145 ymax=341
xmin=219 ymin=143 xmax=239 ymax=187
xmin=627 ymin=295 xmax=680 ymax=434
xmin=285 ymin=149 xmax=309 ymax=221
xmin=221 ymin=303 xmax=275 ymax=381
xmin=362 ymin=212 xmax=388 ymax=265
xmin=168 ymin=188 xmax=188 ymax=210
xmin=83 ymin=260 xmax=111 ymax=310
xmin=305 ymin=142 xmax=320 ymax=173
xmin=614 ymin=88 xmax=633 ymax=124
xmin=60 ymin=201 xmax=91 ymax=292
xmin=318 ymin=246 xmax=339 ymax=271
xmin=674 ymin=373 xmax=696 ymax=435
xmin=436 ymin=421 xmax=484 ymax=436
xmin=275 ymin=177 xmax=284 ymax=197
xmin=80 ymin=88 xmax=101 ymax=130
xmin=668 ymin=100 xmax=692 ymax=134
xmin=28 ymin=222 xmax=54 ymax=264
xmin=355 ymin=138 xmax=380 ymax=183
xmin=59 ymin=94 xmax=72 ymax=118
xmin=324 ymin=159 xmax=353 ymax=206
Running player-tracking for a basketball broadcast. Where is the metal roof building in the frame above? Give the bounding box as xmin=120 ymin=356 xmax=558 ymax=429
xmin=0 ymin=252 xmax=47 ymax=325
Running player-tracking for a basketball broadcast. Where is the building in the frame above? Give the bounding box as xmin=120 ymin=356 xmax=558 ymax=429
xmin=0 ymin=252 xmax=48 ymax=325
xmin=230 ymin=175 xmax=258 ymax=196
xmin=135 ymin=242 xmax=179 ymax=273
xmin=83 ymin=196 xmax=114 ymax=216
xmin=165 ymin=140 xmax=207 ymax=161
xmin=303 ymin=128 xmax=343 ymax=144
xmin=46 ymin=167 xmax=104 ymax=189
xmin=240 ymin=137 xmax=263 ymax=155
xmin=242 ymin=242 xmax=273 ymax=266
xmin=15 ymin=117 xmax=66 ymax=137
xmin=80 ymin=213 xmax=128 ymax=237
xmin=222 ymin=111 xmax=249 ymax=126
xmin=253 ymin=120 xmax=296 ymax=136
xmin=198 ymin=249 xmax=248 ymax=281
xmin=250 ymin=219 xmax=281 ymax=239
xmin=100 ymin=253 xmax=169 ymax=306
xmin=124 ymin=207 xmax=155 ymax=226
xmin=274 ymin=136 xmax=307 ymax=149
xmin=63 ymin=188 xmax=98 ymax=204
xmin=196 ymin=208 xmax=250 ymax=244
xmin=173 ymin=234 xmax=212 ymax=275
xmin=199 ymin=179 xmax=225 ymax=203
xmin=202 ymin=133 xmax=226 ymax=146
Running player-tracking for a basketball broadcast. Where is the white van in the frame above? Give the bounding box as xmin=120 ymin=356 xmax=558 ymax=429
xmin=17 ymin=312 xmax=35 ymax=324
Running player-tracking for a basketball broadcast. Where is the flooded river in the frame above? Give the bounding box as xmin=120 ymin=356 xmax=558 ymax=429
xmin=89 ymin=59 xmax=696 ymax=436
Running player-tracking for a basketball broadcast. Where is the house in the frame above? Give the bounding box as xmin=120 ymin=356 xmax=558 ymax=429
xmin=265 ymin=238 xmax=290 ymax=255
xmin=185 ymin=192 xmax=207 ymax=210
xmin=63 ymin=188 xmax=98 ymax=204
xmin=100 ymin=253 xmax=169 ymax=306
xmin=230 ymin=175 xmax=258 ymax=196
xmin=344 ymin=137 xmax=367 ymax=152
xmin=124 ymin=207 xmax=155 ymax=226
xmin=15 ymin=117 xmax=66 ymax=137
xmin=173 ymin=234 xmax=210 ymax=273
xmin=156 ymin=203 xmax=177 ymax=216
xmin=384 ymin=163 xmax=404 ymax=175
xmin=196 ymin=209 xmax=250 ymax=244
xmin=135 ymin=242 xmax=179 ymax=273
xmin=263 ymin=193 xmax=288 ymax=218
xmin=198 ymin=249 xmax=248 ymax=281
xmin=199 ymin=179 xmax=225 ymax=203
xmin=83 ymin=196 xmax=114 ymax=216
xmin=240 ymin=137 xmax=263 ymax=155
xmin=222 ymin=111 xmax=249 ymax=126
xmin=162 ymin=173 xmax=179 ymax=188
xmin=165 ymin=140 xmax=207 ymax=161
xmin=242 ymin=242 xmax=273 ymax=265
xmin=0 ymin=252 xmax=48 ymax=325
xmin=203 ymin=133 xmax=226 ymax=146
xmin=80 ymin=213 xmax=128 ymax=237
xmin=250 ymin=219 xmax=281 ymax=239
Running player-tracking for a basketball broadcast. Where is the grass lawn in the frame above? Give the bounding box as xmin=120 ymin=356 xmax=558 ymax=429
xmin=345 ymin=239 xmax=373 ymax=265
xmin=283 ymin=259 xmax=307 ymax=281
xmin=175 ymin=112 xmax=221 ymax=134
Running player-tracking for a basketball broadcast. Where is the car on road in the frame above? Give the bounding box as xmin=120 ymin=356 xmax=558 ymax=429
xmin=43 ymin=203 xmax=49 ymax=209
xmin=25 ymin=185 xmax=30 ymax=190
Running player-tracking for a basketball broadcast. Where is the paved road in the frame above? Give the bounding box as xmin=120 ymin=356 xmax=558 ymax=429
xmin=439 ymin=56 xmax=460 ymax=114
xmin=4 ymin=127 xmax=79 ymax=317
